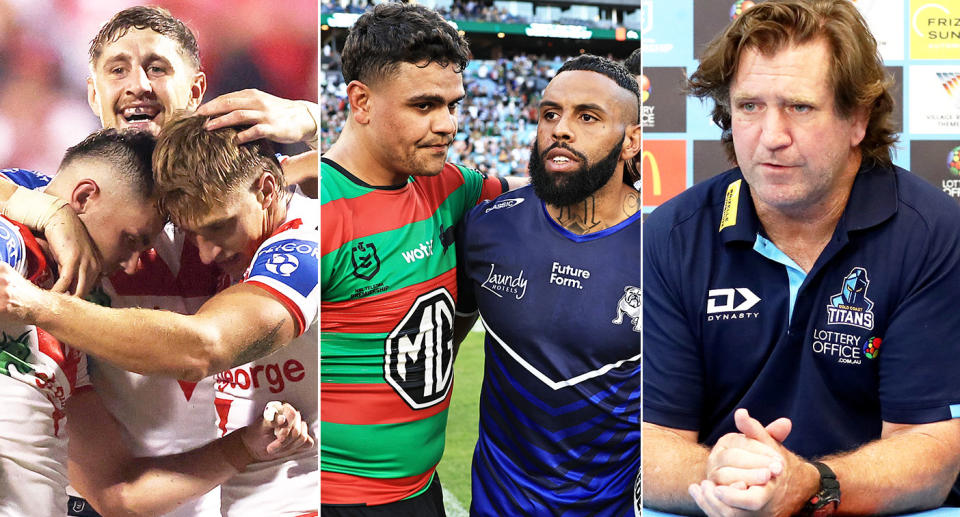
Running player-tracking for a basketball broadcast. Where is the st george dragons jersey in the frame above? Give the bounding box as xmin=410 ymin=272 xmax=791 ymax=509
xmin=215 ymin=189 xmax=318 ymax=516
xmin=0 ymin=168 xmax=91 ymax=517
xmin=458 ymin=186 xmax=642 ymax=517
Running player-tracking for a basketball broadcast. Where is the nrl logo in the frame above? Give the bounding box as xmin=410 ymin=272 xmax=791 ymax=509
xmin=351 ymin=241 xmax=380 ymax=281
xmin=826 ymin=267 xmax=875 ymax=330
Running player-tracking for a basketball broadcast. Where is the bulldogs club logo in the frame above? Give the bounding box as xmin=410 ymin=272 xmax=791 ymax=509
xmin=730 ymin=0 xmax=757 ymax=20
xmin=265 ymin=253 xmax=299 ymax=277
xmin=826 ymin=267 xmax=875 ymax=330
xmin=612 ymin=286 xmax=641 ymax=333
xmin=350 ymin=241 xmax=380 ymax=281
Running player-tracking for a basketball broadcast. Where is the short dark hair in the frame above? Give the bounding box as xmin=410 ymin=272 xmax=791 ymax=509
xmin=60 ymin=129 xmax=157 ymax=199
xmin=340 ymin=2 xmax=470 ymax=85
xmin=558 ymin=54 xmax=640 ymax=124
xmin=624 ymin=48 xmax=641 ymax=76
xmin=688 ymin=0 xmax=896 ymax=167
xmin=89 ymin=6 xmax=201 ymax=70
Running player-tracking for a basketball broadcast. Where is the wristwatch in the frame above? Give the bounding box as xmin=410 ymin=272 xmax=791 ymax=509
xmin=801 ymin=461 xmax=841 ymax=516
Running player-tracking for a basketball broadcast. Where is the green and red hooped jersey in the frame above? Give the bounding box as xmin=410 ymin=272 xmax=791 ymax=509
xmin=320 ymin=158 xmax=505 ymax=505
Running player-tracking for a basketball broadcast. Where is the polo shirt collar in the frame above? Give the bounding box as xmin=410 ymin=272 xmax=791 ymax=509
xmin=717 ymin=163 xmax=898 ymax=244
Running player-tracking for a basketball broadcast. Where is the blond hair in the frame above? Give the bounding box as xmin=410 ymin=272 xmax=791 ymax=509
xmin=153 ymin=114 xmax=284 ymax=224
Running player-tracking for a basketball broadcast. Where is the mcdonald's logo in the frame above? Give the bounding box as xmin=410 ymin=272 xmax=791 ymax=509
xmin=641 ymin=140 xmax=688 ymax=207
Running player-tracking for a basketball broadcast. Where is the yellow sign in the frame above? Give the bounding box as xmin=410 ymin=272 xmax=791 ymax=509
xmin=911 ymin=0 xmax=960 ymax=59
xmin=719 ymin=179 xmax=742 ymax=231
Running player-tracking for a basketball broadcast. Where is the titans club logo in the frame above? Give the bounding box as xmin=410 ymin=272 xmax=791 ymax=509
xmin=826 ymin=267 xmax=875 ymax=330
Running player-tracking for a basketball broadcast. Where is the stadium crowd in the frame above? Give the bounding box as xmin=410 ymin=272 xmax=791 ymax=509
xmin=323 ymin=0 xmax=628 ymax=29
xmin=321 ymin=48 xmax=580 ymax=178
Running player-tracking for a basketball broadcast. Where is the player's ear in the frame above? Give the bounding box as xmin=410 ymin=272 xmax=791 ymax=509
xmin=87 ymin=77 xmax=101 ymax=119
xmin=71 ymin=179 xmax=100 ymax=214
xmin=186 ymin=70 xmax=207 ymax=111
xmin=253 ymin=171 xmax=277 ymax=209
xmin=621 ymin=123 xmax=641 ymax=162
xmin=347 ymin=80 xmax=372 ymax=125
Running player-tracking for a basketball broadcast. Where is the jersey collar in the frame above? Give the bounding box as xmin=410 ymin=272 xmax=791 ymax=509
xmin=717 ymin=163 xmax=898 ymax=245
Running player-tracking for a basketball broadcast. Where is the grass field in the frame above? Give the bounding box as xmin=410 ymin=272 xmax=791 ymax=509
xmin=437 ymin=330 xmax=486 ymax=514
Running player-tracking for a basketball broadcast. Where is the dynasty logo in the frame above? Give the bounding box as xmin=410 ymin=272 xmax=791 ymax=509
xmin=826 ymin=267 xmax=875 ymax=330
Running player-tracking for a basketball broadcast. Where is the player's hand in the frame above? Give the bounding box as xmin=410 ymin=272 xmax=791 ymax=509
xmin=693 ymin=409 xmax=816 ymax=517
xmin=239 ymin=401 xmax=314 ymax=462
xmin=44 ymin=205 xmax=102 ymax=297
xmin=0 ymin=261 xmax=47 ymax=323
xmin=196 ymin=89 xmax=318 ymax=145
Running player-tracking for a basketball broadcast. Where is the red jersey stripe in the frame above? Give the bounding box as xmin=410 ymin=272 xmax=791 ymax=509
xmin=320 ymin=467 xmax=435 ymax=505
xmin=320 ymin=268 xmax=457 ymax=334
xmin=321 ymin=382 xmax=451 ymax=425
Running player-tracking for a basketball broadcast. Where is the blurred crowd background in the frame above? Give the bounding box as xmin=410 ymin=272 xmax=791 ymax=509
xmin=321 ymin=0 xmax=640 ymax=179
xmin=0 ymin=0 xmax=317 ymax=174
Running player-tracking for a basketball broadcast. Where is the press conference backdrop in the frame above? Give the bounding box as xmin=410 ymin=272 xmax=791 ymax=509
xmin=640 ymin=0 xmax=960 ymax=213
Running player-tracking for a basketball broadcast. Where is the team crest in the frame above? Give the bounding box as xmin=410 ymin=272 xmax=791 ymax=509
xmin=612 ymin=285 xmax=641 ymax=333
xmin=351 ymin=241 xmax=380 ymax=281
xmin=826 ymin=267 xmax=875 ymax=330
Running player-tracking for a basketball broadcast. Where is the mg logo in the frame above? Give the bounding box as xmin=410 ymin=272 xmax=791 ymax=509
xmin=706 ymin=288 xmax=760 ymax=314
xmin=384 ymin=288 xmax=455 ymax=409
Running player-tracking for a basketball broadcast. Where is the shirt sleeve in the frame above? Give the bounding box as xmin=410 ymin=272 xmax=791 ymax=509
xmin=642 ymin=211 xmax=706 ymax=431
xmin=244 ymin=226 xmax=319 ymax=337
xmin=876 ymin=209 xmax=960 ymax=424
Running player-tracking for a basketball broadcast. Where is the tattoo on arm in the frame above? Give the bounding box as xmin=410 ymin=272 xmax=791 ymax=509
xmin=232 ymin=321 xmax=285 ymax=367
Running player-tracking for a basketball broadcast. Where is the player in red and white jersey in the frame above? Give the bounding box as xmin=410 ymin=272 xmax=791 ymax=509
xmin=0 ymin=115 xmax=319 ymax=516
xmin=0 ymin=214 xmax=91 ymax=517
xmin=213 ymin=189 xmax=317 ymax=516
xmin=0 ymin=129 xmax=316 ymax=517
xmin=0 ymin=7 xmax=319 ymax=516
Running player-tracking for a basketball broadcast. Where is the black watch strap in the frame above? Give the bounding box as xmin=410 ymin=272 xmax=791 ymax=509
xmin=801 ymin=461 xmax=841 ymax=517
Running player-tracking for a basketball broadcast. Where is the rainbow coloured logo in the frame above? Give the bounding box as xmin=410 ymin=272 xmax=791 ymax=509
xmin=640 ymin=74 xmax=651 ymax=103
xmin=730 ymin=0 xmax=757 ymax=21
xmin=947 ymin=146 xmax=960 ymax=176
xmin=863 ymin=337 xmax=882 ymax=360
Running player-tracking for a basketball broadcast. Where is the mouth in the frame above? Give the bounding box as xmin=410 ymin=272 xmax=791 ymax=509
xmin=543 ymin=147 xmax=581 ymax=172
xmin=419 ymin=141 xmax=451 ymax=153
xmin=118 ymin=104 xmax=162 ymax=126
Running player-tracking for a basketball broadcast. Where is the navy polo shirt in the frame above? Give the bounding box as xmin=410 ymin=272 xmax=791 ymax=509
xmin=643 ymin=164 xmax=960 ymax=502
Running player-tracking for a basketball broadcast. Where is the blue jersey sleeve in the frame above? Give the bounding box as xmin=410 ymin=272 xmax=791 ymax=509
xmin=0 ymin=168 xmax=52 ymax=190
xmin=245 ymin=229 xmax=319 ymax=336
xmin=642 ymin=208 xmax=706 ymax=431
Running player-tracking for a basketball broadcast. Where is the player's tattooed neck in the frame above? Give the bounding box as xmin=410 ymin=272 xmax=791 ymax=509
xmin=558 ymin=196 xmax=607 ymax=235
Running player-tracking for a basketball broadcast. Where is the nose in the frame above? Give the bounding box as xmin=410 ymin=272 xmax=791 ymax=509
xmin=125 ymin=67 xmax=153 ymax=97
xmin=195 ymin=235 xmax=223 ymax=265
xmin=120 ymin=250 xmax=141 ymax=275
xmin=431 ymin=109 xmax=457 ymax=137
xmin=551 ymin=113 xmax=574 ymax=143
xmin=758 ymin=109 xmax=791 ymax=150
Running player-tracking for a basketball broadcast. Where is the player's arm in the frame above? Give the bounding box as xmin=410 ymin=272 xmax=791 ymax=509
xmin=688 ymin=412 xmax=960 ymax=516
xmin=811 ymin=418 xmax=960 ymax=515
xmin=504 ymin=175 xmax=528 ymax=191
xmin=642 ymin=421 xmax=712 ymax=514
xmin=67 ymin=390 xmax=313 ymax=517
xmin=0 ymin=264 xmax=297 ymax=379
xmin=283 ymin=150 xmax=318 ymax=198
xmin=0 ymin=177 xmax=101 ymax=296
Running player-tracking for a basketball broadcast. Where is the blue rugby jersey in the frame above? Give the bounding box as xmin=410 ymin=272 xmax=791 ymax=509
xmin=643 ymin=164 xmax=960 ymax=505
xmin=458 ymin=185 xmax=641 ymax=516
